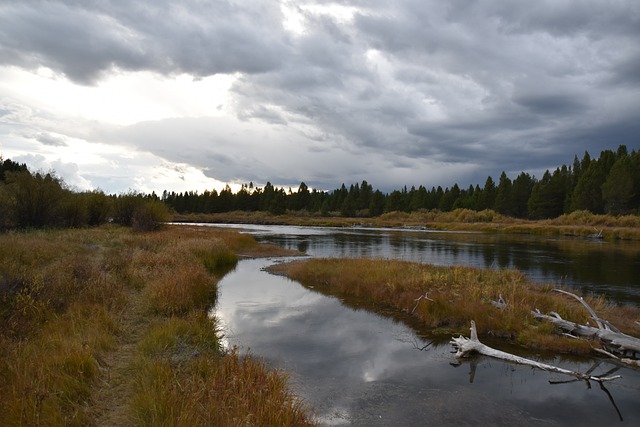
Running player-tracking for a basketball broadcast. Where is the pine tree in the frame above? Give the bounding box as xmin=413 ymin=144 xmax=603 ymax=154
xmin=493 ymin=172 xmax=513 ymax=215
xmin=385 ymin=190 xmax=404 ymax=212
xmin=408 ymin=185 xmax=428 ymax=211
xmin=0 ymin=157 xmax=29 ymax=181
xmin=602 ymin=156 xmax=636 ymax=215
xmin=369 ymin=190 xmax=385 ymax=216
xmin=570 ymin=162 xmax=605 ymax=213
xmin=358 ymin=180 xmax=373 ymax=211
xmin=511 ymin=172 xmax=534 ymax=218
xmin=439 ymin=184 xmax=460 ymax=211
xmin=528 ymin=170 xmax=567 ymax=219
xmin=479 ymin=176 xmax=496 ymax=210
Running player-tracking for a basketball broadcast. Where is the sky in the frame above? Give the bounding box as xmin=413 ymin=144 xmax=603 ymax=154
xmin=1 ymin=0 xmax=639 ymax=195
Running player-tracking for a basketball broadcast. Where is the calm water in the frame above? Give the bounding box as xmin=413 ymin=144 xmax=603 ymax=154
xmin=210 ymin=223 xmax=640 ymax=306
xmin=202 ymin=224 xmax=640 ymax=426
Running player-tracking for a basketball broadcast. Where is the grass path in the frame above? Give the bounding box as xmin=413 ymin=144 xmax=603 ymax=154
xmin=91 ymin=287 xmax=149 ymax=426
xmin=86 ymin=227 xmax=311 ymax=426
xmin=0 ymin=226 xmax=315 ymax=426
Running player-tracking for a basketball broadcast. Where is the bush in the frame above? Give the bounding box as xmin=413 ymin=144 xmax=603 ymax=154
xmin=132 ymin=200 xmax=170 ymax=232
xmin=0 ymin=183 xmax=16 ymax=230
xmin=84 ymin=190 xmax=112 ymax=226
xmin=59 ymin=193 xmax=89 ymax=228
xmin=112 ymin=192 xmax=143 ymax=226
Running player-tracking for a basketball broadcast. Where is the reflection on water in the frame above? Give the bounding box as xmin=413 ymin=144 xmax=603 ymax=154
xmin=203 ymin=223 xmax=640 ymax=306
xmin=195 ymin=223 xmax=640 ymax=425
xmin=213 ymin=258 xmax=640 ymax=426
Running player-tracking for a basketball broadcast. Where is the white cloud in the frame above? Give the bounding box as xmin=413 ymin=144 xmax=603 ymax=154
xmin=0 ymin=66 xmax=235 ymax=126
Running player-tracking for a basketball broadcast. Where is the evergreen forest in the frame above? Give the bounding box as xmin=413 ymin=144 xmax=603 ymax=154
xmin=162 ymin=145 xmax=640 ymax=219
xmin=1 ymin=145 xmax=639 ymax=232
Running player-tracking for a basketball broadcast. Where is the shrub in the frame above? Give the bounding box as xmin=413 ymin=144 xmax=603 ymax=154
xmin=132 ymin=200 xmax=170 ymax=232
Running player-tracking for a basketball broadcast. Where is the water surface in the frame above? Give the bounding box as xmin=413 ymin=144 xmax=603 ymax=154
xmin=214 ymin=257 xmax=640 ymax=426
xmin=206 ymin=223 xmax=640 ymax=306
xmin=202 ymin=224 xmax=640 ymax=425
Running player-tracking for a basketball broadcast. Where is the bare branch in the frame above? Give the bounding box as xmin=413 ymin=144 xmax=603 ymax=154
xmin=553 ymin=289 xmax=605 ymax=330
xmin=411 ymin=292 xmax=434 ymax=314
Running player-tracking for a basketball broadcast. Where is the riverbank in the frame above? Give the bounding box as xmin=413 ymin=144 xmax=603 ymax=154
xmin=269 ymin=258 xmax=640 ymax=355
xmin=173 ymin=209 xmax=640 ymax=241
xmin=0 ymin=225 xmax=314 ymax=426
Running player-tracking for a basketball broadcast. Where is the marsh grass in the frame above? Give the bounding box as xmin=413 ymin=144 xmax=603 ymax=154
xmin=187 ymin=237 xmax=239 ymax=275
xmin=145 ymin=263 xmax=216 ymax=315
xmin=1 ymin=301 xmax=119 ymax=426
xmin=136 ymin=236 xmax=234 ymax=315
xmin=1 ymin=225 xmax=315 ymax=426
xmin=131 ymin=350 xmax=313 ymax=427
xmin=275 ymin=258 xmax=640 ymax=354
xmin=131 ymin=313 xmax=314 ymax=426
xmin=0 ymin=227 xmax=129 ymax=426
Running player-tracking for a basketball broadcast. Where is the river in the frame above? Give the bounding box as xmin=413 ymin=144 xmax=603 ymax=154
xmin=201 ymin=224 xmax=640 ymax=426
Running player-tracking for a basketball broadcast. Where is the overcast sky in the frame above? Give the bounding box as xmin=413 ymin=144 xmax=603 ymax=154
xmin=1 ymin=1 xmax=639 ymax=195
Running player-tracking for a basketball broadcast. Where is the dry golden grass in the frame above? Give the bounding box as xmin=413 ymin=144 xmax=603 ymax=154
xmin=131 ymin=313 xmax=313 ymax=426
xmin=0 ymin=225 xmax=315 ymax=427
xmin=273 ymin=258 xmax=640 ymax=355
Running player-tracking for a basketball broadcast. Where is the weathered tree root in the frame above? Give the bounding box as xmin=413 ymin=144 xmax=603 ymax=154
xmin=451 ymin=321 xmax=622 ymax=385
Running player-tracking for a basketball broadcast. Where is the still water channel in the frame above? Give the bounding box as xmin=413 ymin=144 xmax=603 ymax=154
xmin=201 ymin=224 xmax=640 ymax=426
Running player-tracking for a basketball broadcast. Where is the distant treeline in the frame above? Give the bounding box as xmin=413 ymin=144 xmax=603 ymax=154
xmin=0 ymin=157 xmax=168 ymax=231
xmin=163 ymin=145 xmax=640 ymax=219
xmin=2 ymin=144 xmax=638 ymax=232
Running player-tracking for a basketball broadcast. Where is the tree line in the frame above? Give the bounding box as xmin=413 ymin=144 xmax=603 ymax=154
xmin=2 ymin=144 xmax=638 ymax=232
xmin=163 ymin=145 xmax=640 ymax=218
xmin=0 ymin=157 xmax=168 ymax=231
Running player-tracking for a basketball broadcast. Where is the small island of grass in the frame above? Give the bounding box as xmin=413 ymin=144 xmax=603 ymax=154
xmin=269 ymin=257 xmax=640 ymax=355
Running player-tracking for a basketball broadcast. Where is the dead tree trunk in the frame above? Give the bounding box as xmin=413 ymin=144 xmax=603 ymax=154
xmin=533 ymin=290 xmax=640 ymax=359
xmin=451 ymin=321 xmax=621 ymax=384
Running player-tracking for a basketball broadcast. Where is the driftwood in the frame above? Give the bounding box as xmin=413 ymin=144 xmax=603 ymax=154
xmin=451 ymin=321 xmax=622 ymax=384
xmin=491 ymin=294 xmax=507 ymax=309
xmin=532 ymin=289 xmax=640 ymax=359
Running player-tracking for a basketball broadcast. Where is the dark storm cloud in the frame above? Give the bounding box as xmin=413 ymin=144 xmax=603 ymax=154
xmin=1 ymin=0 xmax=639 ymax=192
xmin=513 ymin=93 xmax=587 ymax=116
xmin=237 ymin=0 xmax=640 ymax=185
xmin=608 ymin=52 xmax=640 ymax=87
xmin=493 ymin=0 xmax=640 ymax=37
xmin=0 ymin=0 xmax=288 ymax=84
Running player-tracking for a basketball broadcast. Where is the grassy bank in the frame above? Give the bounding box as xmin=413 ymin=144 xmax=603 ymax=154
xmin=173 ymin=209 xmax=640 ymax=241
xmin=270 ymin=258 xmax=640 ymax=355
xmin=0 ymin=225 xmax=314 ymax=426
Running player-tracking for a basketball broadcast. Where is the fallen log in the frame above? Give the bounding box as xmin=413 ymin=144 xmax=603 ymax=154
xmin=532 ymin=289 xmax=640 ymax=359
xmin=451 ymin=321 xmax=622 ymax=384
